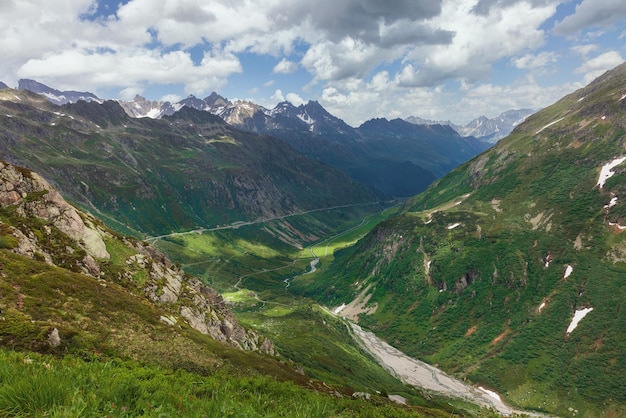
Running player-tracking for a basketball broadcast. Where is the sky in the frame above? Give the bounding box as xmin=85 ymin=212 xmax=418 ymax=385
xmin=1 ymin=0 xmax=625 ymax=126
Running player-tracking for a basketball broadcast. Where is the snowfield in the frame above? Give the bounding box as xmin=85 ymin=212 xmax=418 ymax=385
xmin=535 ymin=117 xmax=565 ymax=134
xmin=564 ymin=265 xmax=573 ymax=279
xmin=597 ymin=157 xmax=626 ymax=188
xmin=566 ymin=307 xmax=593 ymax=334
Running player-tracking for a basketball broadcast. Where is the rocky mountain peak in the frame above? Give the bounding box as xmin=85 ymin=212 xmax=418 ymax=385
xmin=18 ymin=79 xmax=101 ymax=105
xmin=204 ymin=91 xmax=230 ymax=107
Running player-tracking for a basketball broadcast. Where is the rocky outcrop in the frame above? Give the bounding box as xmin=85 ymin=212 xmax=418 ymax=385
xmin=0 ymin=160 xmax=274 ymax=355
xmin=0 ymin=160 xmax=109 ymax=276
xmin=134 ymin=241 xmax=275 ymax=354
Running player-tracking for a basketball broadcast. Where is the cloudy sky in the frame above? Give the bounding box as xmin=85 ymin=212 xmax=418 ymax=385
xmin=1 ymin=0 xmax=625 ymax=126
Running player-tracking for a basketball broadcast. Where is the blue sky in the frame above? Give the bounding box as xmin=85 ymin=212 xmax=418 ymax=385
xmin=1 ymin=0 xmax=625 ymax=126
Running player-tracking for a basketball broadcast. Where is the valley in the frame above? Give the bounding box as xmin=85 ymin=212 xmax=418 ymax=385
xmin=1 ymin=62 xmax=625 ymax=418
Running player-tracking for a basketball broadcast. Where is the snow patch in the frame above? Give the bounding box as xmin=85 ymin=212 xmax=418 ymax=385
xmin=14 ymin=95 xmax=22 ymax=101
xmin=145 ymin=108 xmax=162 ymax=119
xmin=597 ymin=157 xmax=626 ymax=188
xmin=608 ymin=222 xmax=626 ymax=230
xmin=535 ymin=117 xmax=565 ymax=134
xmin=447 ymin=223 xmax=461 ymax=230
xmin=297 ymin=112 xmax=314 ymax=125
xmin=333 ymin=303 xmax=346 ymax=314
xmin=478 ymin=387 xmax=502 ymax=402
xmin=564 ymin=265 xmax=573 ymax=279
xmin=605 ymin=197 xmax=618 ymax=209
xmin=566 ymin=307 xmax=593 ymax=334
xmin=577 ymin=96 xmax=585 ymax=102
xmin=620 ymin=93 xmax=626 ymax=101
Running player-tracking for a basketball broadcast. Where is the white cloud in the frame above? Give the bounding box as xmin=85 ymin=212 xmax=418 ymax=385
xmin=161 ymin=93 xmax=182 ymax=103
xmin=511 ymin=52 xmax=558 ymax=69
xmin=574 ymin=51 xmax=624 ymax=83
xmin=554 ymin=0 xmax=626 ymax=35
xmin=16 ymin=46 xmax=241 ymax=97
xmin=319 ymin=65 xmax=581 ymax=127
xmin=570 ymin=44 xmax=599 ymax=58
xmin=301 ymin=38 xmax=397 ymax=82
xmin=118 ymin=86 xmax=144 ymax=100
xmin=397 ymin=0 xmax=559 ymax=86
xmin=1 ymin=0 xmax=623 ymax=129
xmin=286 ymin=92 xmax=305 ymax=106
xmin=273 ymin=59 xmax=298 ymax=74
xmin=271 ymin=89 xmax=285 ymax=103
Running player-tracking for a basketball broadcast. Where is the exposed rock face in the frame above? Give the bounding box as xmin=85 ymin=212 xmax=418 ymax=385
xmin=135 ymin=241 xmax=275 ymax=354
xmin=0 ymin=161 xmax=274 ymax=355
xmin=0 ymin=160 xmax=109 ymax=276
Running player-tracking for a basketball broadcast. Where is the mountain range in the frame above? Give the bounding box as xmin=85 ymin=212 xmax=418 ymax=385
xmin=0 ymin=88 xmax=378 ymax=240
xmin=405 ymin=108 xmax=535 ymax=143
xmin=11 ymin=79 xmax=497 ymax=197
xmin=13 ymin=78 xmax=529 ymax=143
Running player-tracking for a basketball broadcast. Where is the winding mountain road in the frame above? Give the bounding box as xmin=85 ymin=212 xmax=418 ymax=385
xmin=145 ymin=201 xmax=381 ymax=243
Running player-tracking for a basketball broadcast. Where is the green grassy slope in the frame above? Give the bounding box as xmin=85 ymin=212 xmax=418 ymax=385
xmin=294 ymin=63 xmax=626 ymax=417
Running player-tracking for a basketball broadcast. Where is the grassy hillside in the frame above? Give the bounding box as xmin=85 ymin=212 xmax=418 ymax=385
xmin=293 ymin=63 xmax=626 ymax=417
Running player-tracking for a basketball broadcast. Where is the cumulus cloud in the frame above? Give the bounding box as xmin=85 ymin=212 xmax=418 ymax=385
xmin=269 ymin=0 xmax=445 ymax=45
xmin=554 ymin=0 xmax=626 ymax=35
xmin=471 ymin=0 xmax=556 ymax=16
xmin=396 ymin=0 xmax=558 ymax=87
xmin=286 ymin=92 xmax=305 ymax=106
xmin=271 ymin=89 xmax=285 ymax=103
xmin=574 ymin=51 xmax=624 ymax=83
xmin=273 ymin=59 xmax=298 ymax=74
xmin=511 ymin=52 xmax=558 ymax=69
xmin=570 ymin=44 xmax=599 ymax=58
xmin=118 ymin=86 xmax=144 ymax=100
xmin=320 ymin=70 xmax=579 ymax=126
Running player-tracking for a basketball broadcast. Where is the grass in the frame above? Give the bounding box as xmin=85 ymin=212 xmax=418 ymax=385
xmin=0 ymin=349 xmax=455 ymax=418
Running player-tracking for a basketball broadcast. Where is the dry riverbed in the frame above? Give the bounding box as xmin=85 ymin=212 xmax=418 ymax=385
xmin=350 ymin=323 xmax=544 ymax=417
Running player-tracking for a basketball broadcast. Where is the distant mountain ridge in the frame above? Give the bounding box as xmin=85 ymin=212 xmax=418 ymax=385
xmin=406 ymin=108 xmax=535 ymax=143
xmin=16 ymin=79 xmax=491 ymax=197
xmin=17 ymin=79 xmax=101 ymax=105
xmin=0 ymin=88 xmax=377 ymax=239
xmin=14 ymin=78 xmax=533 ymax=142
